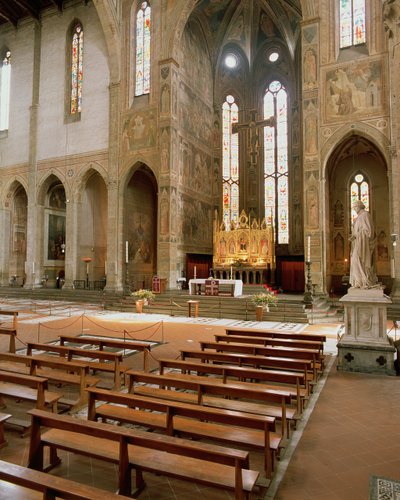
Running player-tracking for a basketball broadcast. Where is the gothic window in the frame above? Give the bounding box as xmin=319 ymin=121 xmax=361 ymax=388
xmin=350 ymin=172 xmax=370 ymax=224
xmin=222 ymin=95 xmax=239 ymax=228
xmin=340 ymin=0 xmax=366 ymax=48
xmin=135 ymin=1 xmax=151 ymax=96
xmin=70 ymin=23 xmax=84 ymax=115
xmin=263 ymin=80 xmax=289 ymax=244
xmin=0 ymin=50 xmax=11 ymax=131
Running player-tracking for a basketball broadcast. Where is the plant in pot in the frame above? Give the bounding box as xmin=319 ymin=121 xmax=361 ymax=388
xmin=250 ymin=291 xmax=278 ymax=320
xmin=131 ymin=289 xmax=155 ymax=313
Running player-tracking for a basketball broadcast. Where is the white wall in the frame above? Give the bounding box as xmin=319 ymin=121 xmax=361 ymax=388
xmin=0 ymin=2 xmax=110 ymax=168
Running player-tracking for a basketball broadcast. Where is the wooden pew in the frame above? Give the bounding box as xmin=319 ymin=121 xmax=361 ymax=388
xmin=59 ymin=334 xmax=152 ymax=372
xmin=28 ymin=408 xmax=260 ymax=500
xmin=0 ymin=310 xmax=19 ymax=353
xmin=26 ymin=342 xmax=127 ymax=389
xmin=158 ymin=357 xmax=308 ymax=413
xmin=215 ymin=333 xmax=324 ymax=352
xmin=225 ymin=327 xmax=327 ymax=348
xmin=180 ymin=349 xmax=315 ymax=385
xmin=87 ymin=386 xmax=279 ymax=478
xmin=127 ymin=370 xmax=293 ymax=438
xmin=0 ymin=459 xmax=133 ymax=499
xmin=199 ymin=341 xmax=322 ymax=378
xmin=0 ymin=370 xmax=61 ymax=435
xmin=0 ymin=352 xmax=100 ymax=407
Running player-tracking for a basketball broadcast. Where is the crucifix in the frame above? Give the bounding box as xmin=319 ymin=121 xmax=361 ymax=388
xmin=232 ymin=109 xmax=275 ymax=166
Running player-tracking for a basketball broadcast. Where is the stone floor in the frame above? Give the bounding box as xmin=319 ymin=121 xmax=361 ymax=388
xmin=0 ymin=298 xmax=399 ymax=499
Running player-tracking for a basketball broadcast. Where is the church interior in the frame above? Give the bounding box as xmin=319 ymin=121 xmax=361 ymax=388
xmin=0 ymin=0 xmax=400 ymax=498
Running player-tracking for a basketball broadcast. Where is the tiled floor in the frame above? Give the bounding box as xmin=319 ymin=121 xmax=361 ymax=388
xmin=0 ymin=299 xmax=399 ymax=499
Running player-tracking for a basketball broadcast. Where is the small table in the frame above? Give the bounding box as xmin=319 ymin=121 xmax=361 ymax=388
xmin=187 ymin=300 xmax=199 ymax=318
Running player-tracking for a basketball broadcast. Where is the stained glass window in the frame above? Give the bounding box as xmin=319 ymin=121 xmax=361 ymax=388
xmin=350 ymin=172 xmax=370 ymax=224
xmin=135 ymin=1 xmax=151 ymax=96
xmin=263 ymin=81 xmax=289 ymax=244
xmin=340 ymin=0 xmax=366 ymax=48
xmin=222 ymin=95 xmax=239 ymax=228
xmin=70 ymin=24 xmax=83 ymax=114
xmin=0 ymin=50 xmax=11 ymax=131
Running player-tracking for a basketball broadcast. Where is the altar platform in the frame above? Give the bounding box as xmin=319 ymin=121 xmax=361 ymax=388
xmin=188 ymin=278 xmax=243 ymax=297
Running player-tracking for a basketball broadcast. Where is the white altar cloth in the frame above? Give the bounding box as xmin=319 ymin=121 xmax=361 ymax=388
xmin=188 ymin=279 xmax=243 ymax=297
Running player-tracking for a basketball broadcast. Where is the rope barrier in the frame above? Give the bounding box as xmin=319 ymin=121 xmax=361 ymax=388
xmin=35 ymin=313 xmax=84 ymax=330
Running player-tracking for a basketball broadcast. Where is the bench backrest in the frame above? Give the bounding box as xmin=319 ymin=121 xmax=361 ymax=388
xmin=86 ymin=387 xmax=275 ymax=431
xmin=158 ymin=358 xmax=305 ymax=386
xmin=225 ymin=328 xmax=327 ymax=343
xmin=127 ymin=370 xmax=291 ymax=406
xmin=0 ymin=459 xmax=131 ymax=500
xmin=27 ymin=342 xmax=123 ymax=362
xmin=199 ymin=341 xmax=320 ymax=361
xmin=180 ymin=349 xmax=313 ymax=371
xmin=59 ymin=335 xmax=152 ymax=352
xmin=215 ymin=334 xmax=323 ymax=351
xmin=28 ymin=408 xmax=251 ymax=472
xmin=0 ymin=369 xmax=48 ymax=408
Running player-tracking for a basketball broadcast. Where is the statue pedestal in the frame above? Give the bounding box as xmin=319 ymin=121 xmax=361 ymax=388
xmin=337 ymin=287 xmax=396 ymax=375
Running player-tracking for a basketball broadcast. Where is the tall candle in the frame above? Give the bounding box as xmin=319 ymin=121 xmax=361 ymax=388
xmin=307 ymin=236 xmax=311 ymax=262
xmin=32 ymin=262 xmax=35 ymax=274
xmin=230 ymin=266 xmax=233 ymax=279
xmin=125 ymin=241 xmax=129 ymax=264
xmin=194 ymin=266 xmax=197 ymax=278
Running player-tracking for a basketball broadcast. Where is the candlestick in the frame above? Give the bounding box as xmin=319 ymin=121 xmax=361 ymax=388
xmin=194 ymin=266 xmax=197 ymax=279
xmin=32 ymin=262 xmax=35 ymax=274
xmin=307 ymin=235 xmax=311 ymax=262
xmin=230 ymin=266 xmax=233 ymax=280
xmin=125 ymin=241 xmax=129 ymax=264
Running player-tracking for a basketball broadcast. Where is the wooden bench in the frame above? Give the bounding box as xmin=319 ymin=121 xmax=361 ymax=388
xmin=226 ymin=328 xmax=327 ymax=349
xmin=199 ymin=340 xmax=322 ymax=378
xmin=180 ymin=348 xmax=314 ymax=381
xmin=0 ymin=352 xmax=100 ymax=408
xmin=59 ymin=335 xmax=152 ymax=372
xmin=0 ymin=310 xmax=19 ymax=353
xmin=0 ymin=459 xmax=133 ymax=499
xmin=28 ymin=408 xmax=260 ymax=499
xmin=26 ymin=342 xmax=127 ymax=389
xmin=127 ymin=370 xmax=293 ymax=438
xmin=0 ymin=309 xmax=18 ymax=328
xmin=215 ymin=333 xmax=324 ymax=353
xmin=87 ymin=386 xmax=279 ymax=478
xmin=0 ymin=412 xmax=11 ymax=448
xmin=0 ymin=370 xmax=61 ymax=435
xmin=158 ymin=357 xmax=308 ymax=413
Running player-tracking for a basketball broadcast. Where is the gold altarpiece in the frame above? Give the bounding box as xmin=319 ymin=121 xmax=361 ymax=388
xmin=213 ymin=210 xmax=275 ymax=284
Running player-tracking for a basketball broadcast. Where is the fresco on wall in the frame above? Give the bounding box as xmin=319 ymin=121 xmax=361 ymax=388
xmin=179 ymin=139 xmax=213 ymax=195
xmin=179 ymin=194 xmax=213 ymax=247
xmin=179 ymin=81 xmax=213 ymax=144
xmin=324 ymin=59 xmax=384 ymax=122
xmin=123 ymin=110 xmax=157 ymax=150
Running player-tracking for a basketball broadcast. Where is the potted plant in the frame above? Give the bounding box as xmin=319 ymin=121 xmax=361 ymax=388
xmin=250 ymin=291 xmax=278 ymax=321
xmin=131 ymin=289 xmax=155 ymax=313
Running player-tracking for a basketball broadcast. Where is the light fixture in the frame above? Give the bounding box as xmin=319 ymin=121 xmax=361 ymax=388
xmin=391 ymin=234 xmax=398 ymax=247
xmin=268 ymin=51 xmax=279 ymax=62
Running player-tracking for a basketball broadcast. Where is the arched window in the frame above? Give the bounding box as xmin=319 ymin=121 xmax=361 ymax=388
xmin=340 ymin=0 xmax=366 ymax=48
xmin=350 ymin=172 xmax=370 ymax=224
xmin=135 ymin=1 xmax=151 ymax=96
xmin=263 ymin=80 xmax=289 ymax=244
xmin=222 ymin=95 xmax=239 ymax=228
xmin=70 ymin=23 xmax=84 ymax=115
xmin=0 ymin=50 xmax=11 ymax=131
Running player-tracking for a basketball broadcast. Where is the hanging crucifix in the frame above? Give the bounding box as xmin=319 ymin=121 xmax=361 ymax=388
xmin=232 ymin=109 xmax=275 ymax=167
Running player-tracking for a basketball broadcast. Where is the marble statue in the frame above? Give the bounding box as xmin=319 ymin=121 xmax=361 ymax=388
xmin=349 ymin=200 xmax=378 ymax=289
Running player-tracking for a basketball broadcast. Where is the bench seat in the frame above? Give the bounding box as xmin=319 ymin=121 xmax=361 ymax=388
xmin=29 ymin=409 xmax=260 ymax=499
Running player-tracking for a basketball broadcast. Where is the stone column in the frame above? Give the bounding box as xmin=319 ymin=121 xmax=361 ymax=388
xmin=0 ymin=209 xmax=11 ymax=286
xmin=24 ymin=22 xmax=41 ymax=289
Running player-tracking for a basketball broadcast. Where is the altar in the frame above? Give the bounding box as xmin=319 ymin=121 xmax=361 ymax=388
xmin=188 ymin=279 xmax=243 ymax=297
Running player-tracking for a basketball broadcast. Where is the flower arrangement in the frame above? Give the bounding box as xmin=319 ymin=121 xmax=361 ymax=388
xmin=131 ymin=289 xmax=155 ymax=303
xmin=250 ymin=291 xmax=278 ymax=309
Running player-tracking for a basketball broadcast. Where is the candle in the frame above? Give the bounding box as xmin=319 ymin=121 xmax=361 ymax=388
xmin=230 ymin=266 xmax=233 ymax=279
xmin=307 ymin=236 xmax=311 ymax=262
xmin=125 ymin=241 xmax=129 ymax=264
xmin=391 ymin=257 xmax=395 ymax=278
xmin=105 ymin=260 xmax=107 ymax=276
xmin=194 ymin=266 xmax=197 ymax=278
xmin=32 ymin=262 xmax=35 ymax=274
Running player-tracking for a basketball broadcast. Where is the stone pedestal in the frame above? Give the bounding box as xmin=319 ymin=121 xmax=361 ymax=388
xmin=337 ymin=287 xmax=396 ymax=375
